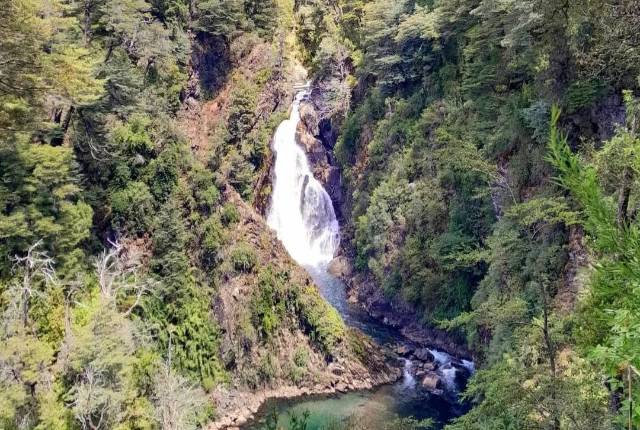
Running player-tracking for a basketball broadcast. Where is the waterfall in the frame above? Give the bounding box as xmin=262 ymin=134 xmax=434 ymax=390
xmin=267 ymin=88 xmax=340 ymax=267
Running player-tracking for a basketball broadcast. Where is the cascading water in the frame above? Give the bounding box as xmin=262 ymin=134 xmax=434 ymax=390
xmin=401 ymin=359 xmax=417 ymax=389
xmin=267 ymin=87 xmax=340 ymax=267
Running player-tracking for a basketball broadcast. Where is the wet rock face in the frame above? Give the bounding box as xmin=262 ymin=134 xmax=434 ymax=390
xmin=296 ymin=100 xmax=344 ymax=220
xmin=328 ymin=256 xmax=353 ymax=278
xmin=300 ymin=102 xmax=320 ymax=137
xmin=566 ymin=93 xmax=626 ymax=145
xmin=414 ymin=348 xmax=435 ymax=363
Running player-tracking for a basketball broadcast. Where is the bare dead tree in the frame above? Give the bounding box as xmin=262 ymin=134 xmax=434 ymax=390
xmin=153 ymin=362 xmax=208 ymax=430
xmin=94 ymin=240 xmax=152 ymax=315
xmin=9 ymin=240 xmax=57 ymax=328
xmin=73 ymin=365 xmax=113 ymax=430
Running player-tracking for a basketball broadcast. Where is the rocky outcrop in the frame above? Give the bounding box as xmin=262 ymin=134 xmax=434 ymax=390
xmin=180 ymin=35 xmax=288 ymax=164
xmin=421 ymin=373 xmax=443 ymax=391
xmin=566 ymin=93 xmax=626 ymax=145
xmin=328 ymin=256 xmax=353 ymax=278
xmin=344 ymin=272 xmax=473 ymax=359
xmin=414 ymin=348 xmax=435 ymax=362
xmin=296 ymin=100 xmax=344 ymax=219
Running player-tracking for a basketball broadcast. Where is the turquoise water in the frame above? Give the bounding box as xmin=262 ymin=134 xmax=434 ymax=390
xmin=245 ymin=382 xmax=460 ymax=430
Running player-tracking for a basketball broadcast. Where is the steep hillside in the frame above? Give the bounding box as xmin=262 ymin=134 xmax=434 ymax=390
xmin=3 ymin=0 xmax=640 ymax=429
xmin=206 ymin=187 xmax=398 ymax=429
xmin=0 ymin=1 xmax=398 ymax=429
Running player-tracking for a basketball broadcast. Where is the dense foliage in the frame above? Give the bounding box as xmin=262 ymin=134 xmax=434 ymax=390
xmin=295 ymin=0 xmax=640 ymax=428
xmin=0 ymin=0 xmax=347 ymax=429
xmin=4 ymin=0 xmax=640 ymax=428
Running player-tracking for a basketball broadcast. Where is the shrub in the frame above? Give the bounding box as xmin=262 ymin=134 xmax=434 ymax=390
xmin=142 ymin=145 xmax=181 ymax=202
xmin=201 ymin=376 xmax=215 ymax=393
xmin=230 ymin=243 xmax=257 ymax=273
xmin=200 ymin=217 xmax=225 ymax=270
xmin=189 ymin=166 xmax=220 ymax=214
xmin=288 ymin=363 xmax=306 ymax=384
xmin=565 ymin=79 xmax=606 ymax=113
xmin=250 ymin=267 xmax=287 ymax=338
xmin=112 ymin=113 xmax=154 ymax=155
xmin=296 ymin=286 xmax=345 ymax=354
xmin=293 ymin=347 xmax=308 ymax=368
xmin=220 ymin=203 xmax=240 ymax=225
xmin=289 ymin=347 xmax=309 ymax=383
xmin=227 ymin=84 xmax=257 ymax=144
xmin=258 ymin=354 xmax=278 ymax=383
xmin=110 ymin=181 xmax=154 ymax=234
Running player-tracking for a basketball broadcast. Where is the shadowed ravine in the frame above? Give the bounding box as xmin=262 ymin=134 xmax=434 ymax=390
xmin=244 ymin=88 xmax=472 ymax=429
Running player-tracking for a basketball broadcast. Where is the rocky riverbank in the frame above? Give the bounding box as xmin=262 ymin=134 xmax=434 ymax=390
xmin=206 ymin=365 xmax=400 ymax=430
xmin=328 ymin=256 xmax=473 ymax=361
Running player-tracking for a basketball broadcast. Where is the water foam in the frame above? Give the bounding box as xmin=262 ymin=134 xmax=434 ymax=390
xmin=267 ymin=88 xmax=340 ymax=267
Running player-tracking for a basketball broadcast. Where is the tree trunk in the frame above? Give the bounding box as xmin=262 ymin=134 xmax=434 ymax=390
xmin=62 ymin=105 xmax=75 ymax=133
xmin=83 ymin=0 xmax=92 ymax=46
xmin=541 ymin=282 xmax=560 ymax=430
xmin=617 ymin=167 xmax=632 ymax=228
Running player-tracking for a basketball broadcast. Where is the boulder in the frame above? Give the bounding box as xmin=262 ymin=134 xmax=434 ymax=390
xmin=328 ymin=363 xmax=345 ymax=376
xmin=328 ymin=256 xmax=353 ymax=278
xmin=421 ymin=373 xmax=443 ymax=391
xmin=299 ymin=102 xmax=320 ymax=136
xmin=414 ymin=348 xmax=435 ymax=363
xmin=423 ymin=361 xmax=436 ymax=371
xmin=335 ymin=382 xmax=348 ymax=393
xmin=394 ymin=344 xmax=414 ymax=357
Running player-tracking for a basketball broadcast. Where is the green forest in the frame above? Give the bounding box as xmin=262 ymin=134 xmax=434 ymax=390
xmin=1 ymin=0 xmax=640 ymax=429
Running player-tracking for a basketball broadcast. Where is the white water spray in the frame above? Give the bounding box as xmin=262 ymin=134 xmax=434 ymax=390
xmin=402 ymin=359 xmax=416 ymax=389
xmin=267 ymin=88 xmax=340 ymax=267
xmin=429 ymin=349 xmax=451 ymax=365
xmin=462 ymin=359 xmax=475 ymax=373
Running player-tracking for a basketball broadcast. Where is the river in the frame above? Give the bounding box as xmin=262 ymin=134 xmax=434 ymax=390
xmin=249 ymin=87 xmax=470 ymax=430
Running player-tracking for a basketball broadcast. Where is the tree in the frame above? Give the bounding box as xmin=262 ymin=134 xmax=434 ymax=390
xmin=360 ymin=0 xmax=411 ymax=90
xmin=572 ymin=0 xmax=640 ymax=88
xmin=243 ymin=0 xmax=278 ymax=38
xmin=0 ymin=0 xmax=49 ymax=137
xmin=0 ymin=244 xmax=59 ymax=430
xmin=0 ymin=143 xmax=93 ymax=277
xmin=65 ymin=304 xmax=138 ymax=430
xmin=194 ymin=0 xmax=243 ymax=39
xmin=548 ymin=104 xmax=640 ymax=427
xmin=152 ymin=363 xmax=210 ymax=430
